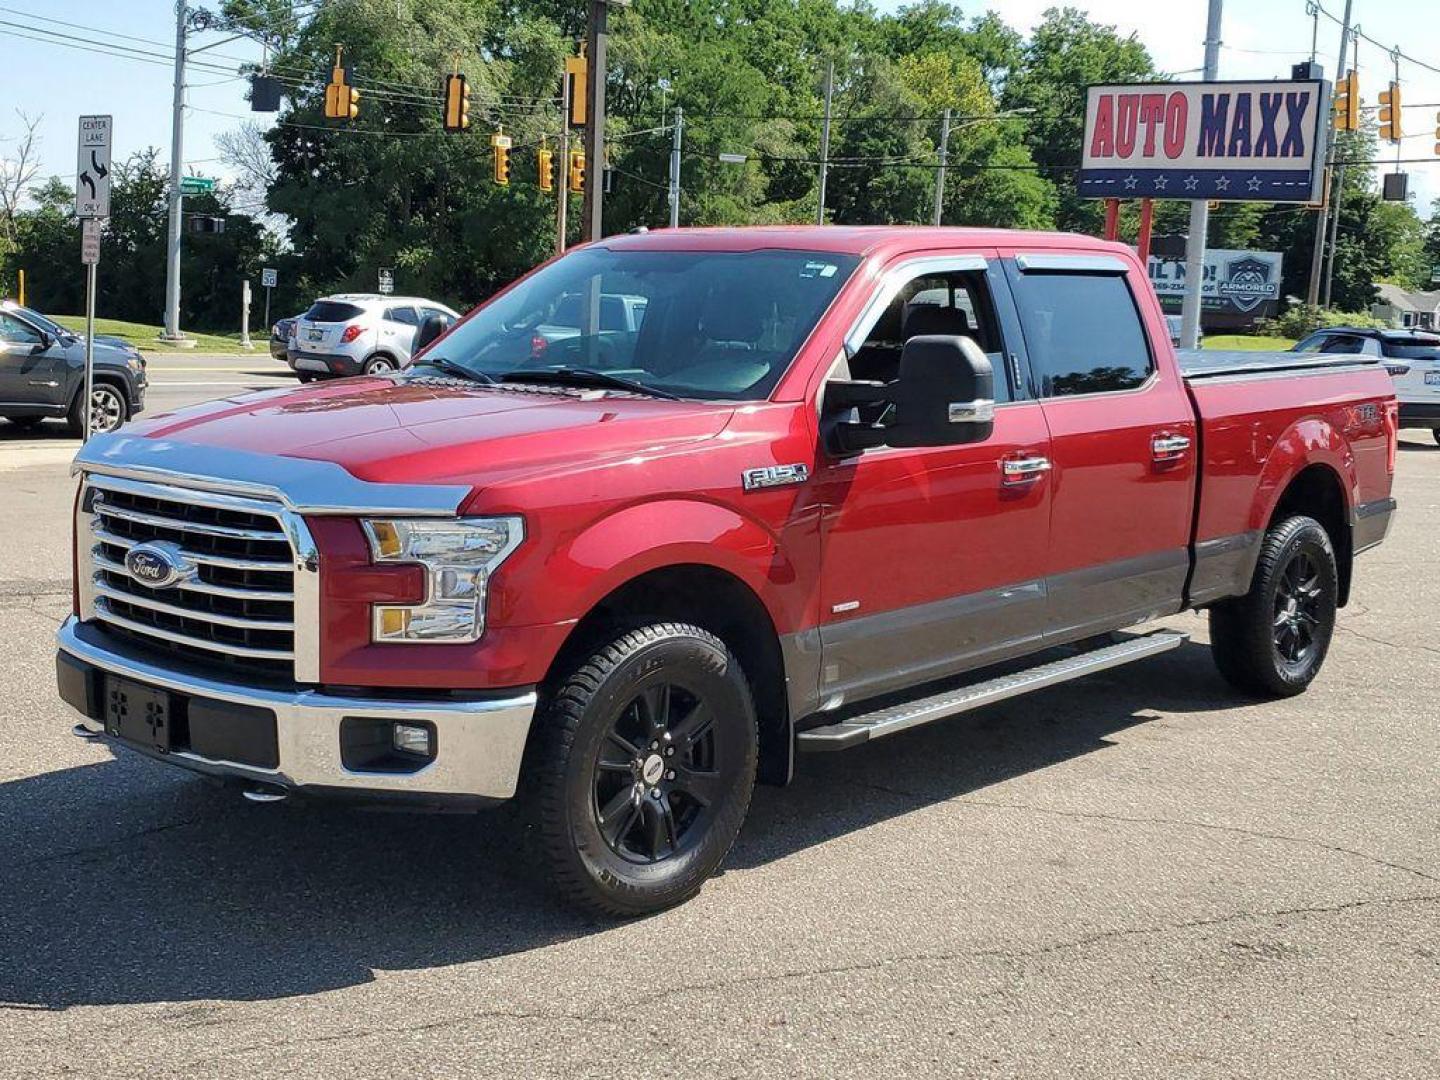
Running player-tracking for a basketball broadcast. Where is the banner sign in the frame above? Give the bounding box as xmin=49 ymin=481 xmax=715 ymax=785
xmin=1148 ymin=248 xmax=1284 ymax=320
xmin=1079 ymin=80 xmax=1328 ymax=203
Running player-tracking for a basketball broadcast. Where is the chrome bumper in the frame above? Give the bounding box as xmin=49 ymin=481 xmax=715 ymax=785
xmin=57 ymin=617 xmax=537 ymax=803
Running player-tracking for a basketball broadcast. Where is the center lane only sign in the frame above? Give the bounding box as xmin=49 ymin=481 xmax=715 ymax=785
xmin=1077 ymin=79 xmax=1330 ymax=204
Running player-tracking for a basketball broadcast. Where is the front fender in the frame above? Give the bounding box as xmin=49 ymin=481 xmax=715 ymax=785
xmin=551 ymin=498 xmax=807 ymax=634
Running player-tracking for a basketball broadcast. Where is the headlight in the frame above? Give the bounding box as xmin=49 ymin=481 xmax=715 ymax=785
xmin=127 ymin=353 xmax=144 ymax=372
xmin=362 ymin=516 xmax=524 ymax=643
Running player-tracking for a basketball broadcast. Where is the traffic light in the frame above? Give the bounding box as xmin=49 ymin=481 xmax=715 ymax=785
xmin=538 ymin=147 xmax=555 ymax=192
xmin=443 ymin=73 xmax=470 ymax=133
xmin=1378 ymin=81 xmax=1402 ymax=142
xmin=1332 ymin=69 xmax=1359 ymax=132
xmin=324 ymin=48 xmax=360 ymax=121
xmin=568 ymin=149 xmax=586 ymax=193
xmin=492 ymin=133 xmax=512 ymax=185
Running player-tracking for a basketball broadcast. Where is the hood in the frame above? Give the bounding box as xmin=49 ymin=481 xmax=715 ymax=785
xmin=125 ymin=375 xmax=735 ymax=487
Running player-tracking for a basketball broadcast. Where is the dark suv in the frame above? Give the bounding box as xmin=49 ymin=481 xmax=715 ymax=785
xmin=1293 ymin=326 xmax=1440 ymax=442
xmin=0 ymin=303 xmax=147 ymax=435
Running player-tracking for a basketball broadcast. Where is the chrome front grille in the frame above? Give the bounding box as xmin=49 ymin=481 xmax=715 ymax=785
xmin=78 ymin=473 xmax=319 ymax=681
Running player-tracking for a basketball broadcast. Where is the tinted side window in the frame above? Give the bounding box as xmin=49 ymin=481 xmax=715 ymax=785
xmin=1295 ymin=334 xmax=1331 ymax=353
xmin=386 ymin=306 xmax=419 ymax=326
xmin=1010 ymin=272 xmax=1152 ymax=396
xmin=304 ymin=301 xmax=365 ymax=322
xmin=0 ymin=313 xmax=42 ymax=344
xmin=1322 ymin=334 xmax=1366 ymax=355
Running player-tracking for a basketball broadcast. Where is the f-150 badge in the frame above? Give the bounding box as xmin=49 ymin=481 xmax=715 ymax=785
xmin=742 ymin=464 xmax=809 ymax=491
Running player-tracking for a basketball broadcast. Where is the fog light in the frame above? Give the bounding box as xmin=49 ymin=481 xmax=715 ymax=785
xmin=392 ymin=723 xmax=432 ymax=756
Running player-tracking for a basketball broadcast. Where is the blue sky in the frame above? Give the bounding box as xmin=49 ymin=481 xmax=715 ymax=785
xmin=1 ymin=1 xmax=1436 ymax=214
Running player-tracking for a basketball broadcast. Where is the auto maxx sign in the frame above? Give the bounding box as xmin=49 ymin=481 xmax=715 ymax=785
xmin=1078 ymin=80 xmax=1329 ymax=203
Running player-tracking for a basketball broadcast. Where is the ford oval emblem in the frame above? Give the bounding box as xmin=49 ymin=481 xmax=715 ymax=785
xmin=124 ymin=542 xmax=192 ymax=590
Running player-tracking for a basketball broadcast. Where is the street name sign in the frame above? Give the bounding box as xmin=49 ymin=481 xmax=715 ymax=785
xmin=179 ymin=176 xmax=216 ymax=195
xmin=75 ymin=115 xmax=113 ymax=219
xmin=1078 ymin=80 xmax=1329 ymax=203
xmin=81 ymin=218 xmax=101 ymax=265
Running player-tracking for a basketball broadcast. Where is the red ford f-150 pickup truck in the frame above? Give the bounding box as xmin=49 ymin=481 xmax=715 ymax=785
xmin=57 ymin=226 xmax=1397 ymax=915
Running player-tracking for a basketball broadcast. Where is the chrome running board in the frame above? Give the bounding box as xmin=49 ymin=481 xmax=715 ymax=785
xmin=796 ymin=631 xmax=1188 ymax=751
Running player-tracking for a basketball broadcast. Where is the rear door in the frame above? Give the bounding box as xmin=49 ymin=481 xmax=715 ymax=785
xmin=1001 ymin=251 xmax=1198 ymax=641
xmin=297 ymin=300 xmax=365 ymax=354
xmin=814 ymin=252 xmax=1055 ymax=704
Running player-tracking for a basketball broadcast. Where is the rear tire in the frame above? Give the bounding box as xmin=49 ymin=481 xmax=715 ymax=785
xmin=532 ymin=623 xmax=758 ymax=917
xmin=1209 ymin=515 xmax=1337 ymax=698
xmin=363 ymin=355 xmax=397 ymax=376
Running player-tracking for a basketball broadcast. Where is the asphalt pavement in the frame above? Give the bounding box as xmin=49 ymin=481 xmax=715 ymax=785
xmin=0 ymin=366 xmax=1436 ymax=1079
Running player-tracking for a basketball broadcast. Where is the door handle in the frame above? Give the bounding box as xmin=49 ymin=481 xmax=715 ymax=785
xmin=1151 ymin=433 xmax=1191 ymax=461
xmin=1002 ymin=456 xmax=1052 ymax=484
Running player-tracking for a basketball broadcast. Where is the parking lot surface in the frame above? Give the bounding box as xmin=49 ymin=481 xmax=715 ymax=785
xmin=1 ymin=371 xmax=1436 ymax=1078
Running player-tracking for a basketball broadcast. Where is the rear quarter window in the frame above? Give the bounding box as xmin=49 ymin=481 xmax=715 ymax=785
xmin=304 ymin=301 xmax=365 ymax=322
xmin=1381 ymin=343 xmax=1440 ymax=360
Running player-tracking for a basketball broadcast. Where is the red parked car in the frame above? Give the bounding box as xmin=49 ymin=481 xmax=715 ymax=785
xmin=57 ymin=226 xmax=1397 ymax=915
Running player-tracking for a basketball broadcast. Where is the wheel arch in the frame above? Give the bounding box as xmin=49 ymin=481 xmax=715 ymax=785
xmin=1265 ymin=462 xmax=1353 ymax=607
xmin=540 ymin=562 xmax=794 ymax=787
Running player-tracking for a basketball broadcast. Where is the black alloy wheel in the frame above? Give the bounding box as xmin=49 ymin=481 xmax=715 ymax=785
xmin=593 ymin=680 xmax=726 ymax=864
xmin=1272 ymin=549 xmax=1325 ymax=668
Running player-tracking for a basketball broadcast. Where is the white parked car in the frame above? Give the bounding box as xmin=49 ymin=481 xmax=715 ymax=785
xmin=1292 ymin=326 xmax=1440 ymax=444
xmin=287 ymin=294 xmax=460 ymax=380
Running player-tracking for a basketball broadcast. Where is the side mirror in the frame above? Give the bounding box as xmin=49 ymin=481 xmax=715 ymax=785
xmin=31 ymin=331 xmax=52 ymax=354
xmin=414 ymin=314 xmax=448 ymax=354
xmin=887 ymin=335 xmax=994 ymax=448
xmin=824 ymin=335 xmax=994 ymax=455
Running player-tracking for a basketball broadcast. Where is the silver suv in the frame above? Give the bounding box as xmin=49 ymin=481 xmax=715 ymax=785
xmin=287 ymin=294 xmax=460 ymax=380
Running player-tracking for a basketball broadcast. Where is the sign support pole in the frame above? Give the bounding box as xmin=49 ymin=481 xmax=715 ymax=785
xmin=1306 ymin=0 xmax=1352 ymax=311
xmin=1179 ymin=0 xmax=1224 ymax=351
xmin=557 ymin=66 xmax=571 ymax=255
xmin=1137 ymin=198 xmax=1155 ymax=263
xmin=83 ymin=259 xmax=96 ymax=444
xmin=1103 ymin=198 xmax=1121 ymax=242
xmin=163 ymin=0 xmax=187 ymax=341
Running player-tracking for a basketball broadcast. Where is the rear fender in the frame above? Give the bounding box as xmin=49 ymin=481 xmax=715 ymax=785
xmin=1249 ymin=417 xmax=1357 ymax=533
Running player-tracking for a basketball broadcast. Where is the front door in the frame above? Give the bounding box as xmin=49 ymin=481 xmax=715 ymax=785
xmin=1000 ymin=251 xmax=1198 ymax=641
xmin=0 ymin=311 xmax=62 ymax=410
xmin=813 ymin=254 xmax=1054 ymax=706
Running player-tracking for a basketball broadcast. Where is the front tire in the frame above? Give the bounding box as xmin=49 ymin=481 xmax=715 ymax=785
xmin=67 ymin=382 xmax=127 ymax=437
xmin=1209 ymin=515 xmax=1337 ymax=697
xmin=532 ymin=623 xmax=758 ymax=917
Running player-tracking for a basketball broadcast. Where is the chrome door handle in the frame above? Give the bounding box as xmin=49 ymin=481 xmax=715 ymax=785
xmin=1002 ymin=456 xmax=1052 ymax=483
xmin=1151 ymin=434 xmax=1191 ymax=460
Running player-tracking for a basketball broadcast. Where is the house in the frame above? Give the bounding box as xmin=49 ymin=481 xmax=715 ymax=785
xmin=1371 ymin=283 xmax=1440 ymax=330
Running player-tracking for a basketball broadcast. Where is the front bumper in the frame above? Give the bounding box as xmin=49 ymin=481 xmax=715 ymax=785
xmin=56 ymin=617 xmax=537 ymax=807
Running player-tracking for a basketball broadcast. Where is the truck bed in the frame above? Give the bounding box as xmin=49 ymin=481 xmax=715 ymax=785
xmin=1177 ymin=349 xmax=1383 ymax=380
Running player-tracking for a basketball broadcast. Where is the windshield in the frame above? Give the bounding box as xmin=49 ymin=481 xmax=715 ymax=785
xmin=415 ymin=247 xmax=859 ymax=400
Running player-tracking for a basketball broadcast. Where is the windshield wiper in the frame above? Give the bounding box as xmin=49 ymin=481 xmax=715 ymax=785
xmin=415 ymin=356 xmax=496 ymax=385
xmin=501 ymin=367 xmax=680 ymax=401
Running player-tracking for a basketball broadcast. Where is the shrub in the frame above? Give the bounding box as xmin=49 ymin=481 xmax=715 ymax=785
xmin=1261 ymin=305 xmax=1386 ymax=339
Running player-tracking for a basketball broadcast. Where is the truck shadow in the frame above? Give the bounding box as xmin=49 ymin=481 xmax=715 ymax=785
xmin=0 ymin=638 xmax=1239 ymax=1009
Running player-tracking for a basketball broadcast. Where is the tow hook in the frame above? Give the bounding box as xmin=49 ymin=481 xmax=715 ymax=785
xmin=241 ymin=786 xmax=289 ymax=804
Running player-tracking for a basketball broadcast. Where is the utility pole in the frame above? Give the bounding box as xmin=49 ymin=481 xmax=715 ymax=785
xmin=557 ymin=69 xmax=570 ymax=254
xmin=1178 ymin=0 xmax=1223 ymax=351
xmin=668 ymin=105 xmax=683 ymax=228
xmin=163 ymin=0 xmax=186 ymax=341
xmin=1307 ymin=0 xmax=1353 ymax=311
xmin=816 ymin=61 xmax=834 ymax=226
xmin=580 ymin=0 xmax=608 ymax=242
xmin=931 ymin=108 xmax=951 ymax=226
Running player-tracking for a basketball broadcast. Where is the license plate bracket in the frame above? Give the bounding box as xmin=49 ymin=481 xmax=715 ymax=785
xmin=105 ymin=677 xmax=173 ymax=752
xmin=306 ymin=328 xmax=323 ymax=342
xmin=1424 ymin=371 xmax=1440 ymax=386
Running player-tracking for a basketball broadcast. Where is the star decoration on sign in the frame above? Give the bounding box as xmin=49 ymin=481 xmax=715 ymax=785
xmin=1246 ymin=175 xmax=1263 ymax=191
xmin=1183 ymin=175 xmax=1199 ymax=191
xmin=1215 ymin=176 xmax=1232 ymax=191
xmin=1123 ymin=174 xmax=1138 ymax=190
xmin=1153 ymin=175 xmax=1169 ymax=190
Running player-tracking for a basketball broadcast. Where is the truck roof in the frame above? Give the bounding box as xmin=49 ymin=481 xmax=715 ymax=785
xmin=595 ymin=225 xmax=1127 ymax=261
